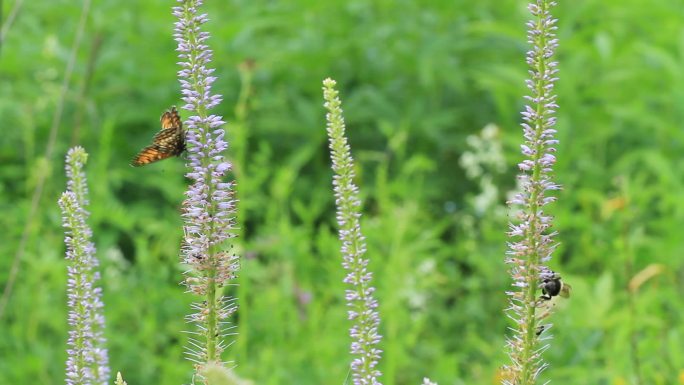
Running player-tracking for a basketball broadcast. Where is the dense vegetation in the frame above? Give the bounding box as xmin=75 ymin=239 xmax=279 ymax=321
xmin=1 ymin=1 xmax=684 ymax=384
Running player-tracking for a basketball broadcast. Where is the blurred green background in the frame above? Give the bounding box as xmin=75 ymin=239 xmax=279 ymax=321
xmin=2 ymin=0 xmax=684 ymax=384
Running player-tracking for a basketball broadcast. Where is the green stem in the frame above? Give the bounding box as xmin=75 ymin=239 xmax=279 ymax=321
xmin=206 ymin=247 xmax=218 ymax=361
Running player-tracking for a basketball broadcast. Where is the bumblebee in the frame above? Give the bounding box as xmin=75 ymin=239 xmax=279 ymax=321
xmin=540 ymin=270 xmax=571 ymax=301
xmin=536 ymin=324 xmax=547 ymax=336
xmin=535 ymin=270 xmax=571 ymax=337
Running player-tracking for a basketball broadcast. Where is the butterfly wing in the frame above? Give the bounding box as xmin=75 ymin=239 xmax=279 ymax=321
xmin=130 ymin=135 xmax=180 ymax=166
xmin=160 ymin=106 xmax=183 ymax=131
xmin=131 ymin=107 xmax=185 ymax=167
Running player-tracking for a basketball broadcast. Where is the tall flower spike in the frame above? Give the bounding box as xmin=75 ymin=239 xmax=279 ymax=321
xmin=502 ymin=2 xmax=561 ymax=385
xmin=323 ymin=78 xmax=383 ymax=385
xmin=173 ymin=0 xmax=240 ymax=374
xmin=60 ymin=146 xmax=109 ymax=385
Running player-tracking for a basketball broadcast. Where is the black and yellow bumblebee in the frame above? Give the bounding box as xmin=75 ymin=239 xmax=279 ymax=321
xmin=539 ymin=270 xmax=572 ymax=301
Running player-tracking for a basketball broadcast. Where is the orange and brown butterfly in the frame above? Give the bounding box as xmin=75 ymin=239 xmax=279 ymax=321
xmin=130 ymin=106 xmax=186 ymax=167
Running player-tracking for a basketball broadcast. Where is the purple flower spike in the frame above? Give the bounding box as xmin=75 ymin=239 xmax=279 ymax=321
xmin=61 ymin=146 xmax=109 ymax=385
xmin=502 ymin=1 xmax=562 ymax=385
xmin=173 ymin=0 xmax=240 ymax=373
xmin=323 ymin=78 xmax=383 ymax=385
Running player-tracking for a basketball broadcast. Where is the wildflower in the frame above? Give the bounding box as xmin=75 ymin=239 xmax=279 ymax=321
xmin=323 ymin=78 xmax=383 ymax=385
xmin=65 ymin=146 xmax=90 ymax=208
xmin=173 ymin=0 xmax=239 ymax=371
xmin=114 ymin=373 xmax=127 ymax=385
xmin=502 ymin=1 xmax=561 ymax=384
xmin=60 ymin=146 xmax=109 ymax=385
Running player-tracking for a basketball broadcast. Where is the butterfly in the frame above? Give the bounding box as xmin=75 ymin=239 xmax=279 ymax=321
xmin=130 ymin=106 xmax=185 ymax=167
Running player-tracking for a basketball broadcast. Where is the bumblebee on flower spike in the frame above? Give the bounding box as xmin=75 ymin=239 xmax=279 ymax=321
xmin=535 ymin=269 xmax=571 ymax=337
xmin=539 ymin=269 xmax=572 ymax=301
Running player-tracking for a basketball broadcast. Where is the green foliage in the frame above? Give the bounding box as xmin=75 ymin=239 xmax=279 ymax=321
xmin=1 ymin=1 xmax=684 ymax=385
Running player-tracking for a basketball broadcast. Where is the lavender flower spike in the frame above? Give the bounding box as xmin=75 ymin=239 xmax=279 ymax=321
xmin=173 ymin=0 xmax=240 ymax=373
xmin=323 ymin=78 xmax=383 ymax=385
xmin=502 ymin=2 xmax=561 ymax=385
xmin=65 ymin=146 xmax=90 ymax=208
xmin=60 ymin=146 xmax=109 ymax=385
